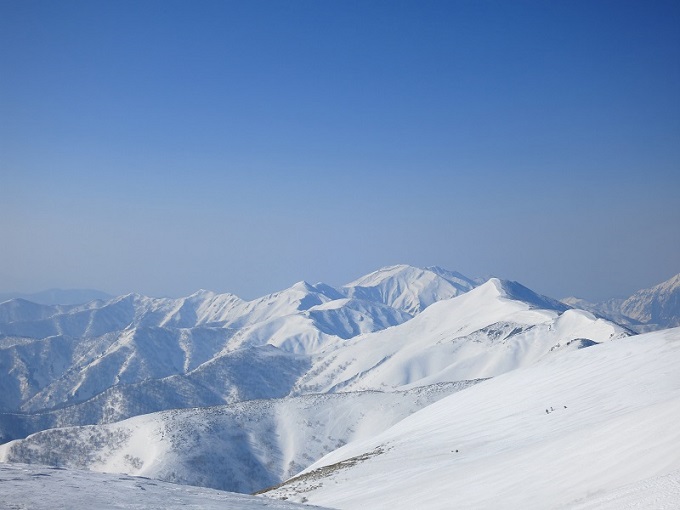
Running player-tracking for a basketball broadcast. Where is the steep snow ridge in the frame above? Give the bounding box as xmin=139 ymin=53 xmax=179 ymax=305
xmin=343 ymin=264 xmax=477 ymax=315
xmin=494 ymin=278 xmax=569 ymax=312
xmin=0 ymin=463 xmax=328 ymax=510
xmin=0 ymin=383 xmax=476 ymax=494
xmin=264 ymin=327 xmax=680 ymax=509
xmin=293 ymin=279 xmax=628 ymax=394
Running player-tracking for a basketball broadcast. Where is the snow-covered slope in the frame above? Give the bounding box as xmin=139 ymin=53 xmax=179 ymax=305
xmin=294 ymin=278 xmax=627 ymax=394
xmin=0 ymin=383 xmax=476 ymax=493
xmin=0 ymin=463 xmax=329 ymax=510
xmin=263 ymin=327 xmax=680 ymax=509
xmin=569 ymin=469 xmax=680 ymax=510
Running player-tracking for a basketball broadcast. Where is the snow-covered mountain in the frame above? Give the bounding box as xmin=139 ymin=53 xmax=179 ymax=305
xmin=262 ymin=327 xmax=680 ymax=509
xmin=342 ymin=264 xmax=478 ymax=315
xmin=293 ymin=278 xmax=626 ymax=394
xmin=562 ymin=272 xmax=680 ymax=331
xmin=0 ymin=267 xmax=628 ymax=433
xmin=0 ymin=264 xmax=649 ymax=507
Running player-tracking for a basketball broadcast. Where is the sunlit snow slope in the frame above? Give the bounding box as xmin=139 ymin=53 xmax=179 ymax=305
xmin=264 ymin=327 xmax=680 ymax=510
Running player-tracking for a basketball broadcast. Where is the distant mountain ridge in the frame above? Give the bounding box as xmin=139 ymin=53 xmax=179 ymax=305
xmin=0 ymin=289 xmax=113 ymax=306
xmin=562 ymin=272 xmax=680 ymax=331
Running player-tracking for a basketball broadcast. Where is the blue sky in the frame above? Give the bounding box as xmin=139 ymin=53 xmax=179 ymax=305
xmin=1 ymin=0 xmax=679 ymax=301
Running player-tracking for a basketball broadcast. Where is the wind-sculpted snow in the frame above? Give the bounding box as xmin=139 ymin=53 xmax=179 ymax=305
xmin=263 ymin=327 xmax=680 ymax=509
xmin=0 ymin=383 xmax=477 ymax=493
xmin=0 ymin=463 xmax=330 ymax=510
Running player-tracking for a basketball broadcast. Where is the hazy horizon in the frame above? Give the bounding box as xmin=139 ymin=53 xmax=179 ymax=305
xmin=2 ymin=1 xmax=679 ymax=303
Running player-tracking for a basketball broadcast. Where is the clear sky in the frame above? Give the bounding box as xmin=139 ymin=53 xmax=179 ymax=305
xmin=1 ymin=0 xmax=679 ymax=302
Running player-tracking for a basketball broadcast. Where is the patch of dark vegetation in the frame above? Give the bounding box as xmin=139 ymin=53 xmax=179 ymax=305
xmin=254 ymin=446 xmax=386 ymax=496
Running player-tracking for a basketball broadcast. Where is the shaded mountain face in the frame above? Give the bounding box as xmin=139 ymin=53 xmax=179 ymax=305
xmin=562 ymin=272 xmax=680 ymax=331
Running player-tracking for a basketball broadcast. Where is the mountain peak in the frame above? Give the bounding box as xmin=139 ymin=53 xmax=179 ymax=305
xmin=482 ymin=278 xmax=569 ymax=312
xmin=343 ymin=265 xmax=477 ymax=315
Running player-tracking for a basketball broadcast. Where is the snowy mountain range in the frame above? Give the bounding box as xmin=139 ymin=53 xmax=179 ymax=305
xmin=1 ymin=264 xmax=678 ymax=508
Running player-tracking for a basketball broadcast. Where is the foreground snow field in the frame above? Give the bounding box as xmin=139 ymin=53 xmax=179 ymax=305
xmin=0 ymin=463 xmax=329 ymax=510
xmin=263 ymin=327 xmax=680 ymax=509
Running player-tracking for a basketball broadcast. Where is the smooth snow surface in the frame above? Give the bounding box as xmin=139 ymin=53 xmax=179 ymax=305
xmin=264 ymin=327 xmax=680 ymax=509
xmin=0 ymin=463 xmax=329 ymax=510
